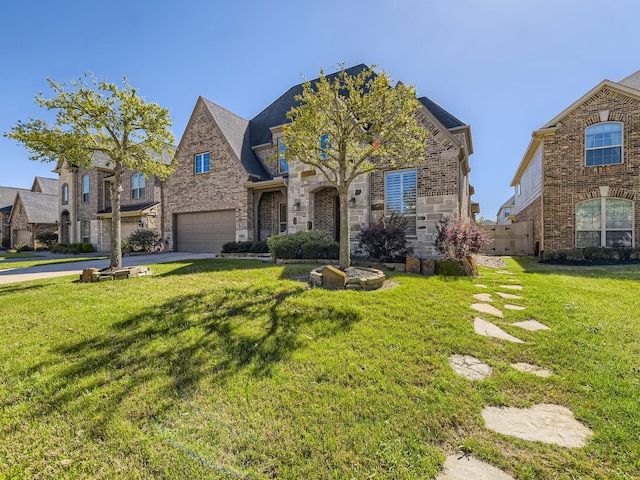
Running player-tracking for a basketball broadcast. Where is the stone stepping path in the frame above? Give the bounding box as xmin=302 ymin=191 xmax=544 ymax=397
xmin=449 ymin=354 xmax=492 ymax=380
xmin=511 ymin=362 xmax=553 ymax=377
xmin=472 ymin=293 xmax=493 ymax=302
xmin=482 ymin=404 xmax=593 ymax=447
xmin=496 ymin=270 xmax=514 ymax=275
xmin=439 ymin=269 xmax=590 ymax=478
xmin=471 ymin=303 xmax=503 ymax=318
xmin=512 ymin=319 xmax=549 ymax=331
xmin=500 ymin=284 xmax=523 ymax=290
xmin=474 ymin=318 xmax=524 ymax=343
xmin=496 ymin=292 xmax=522 ymax=300
xmin=504 ymin=304 xmax=526 ymax=311
xmin=437 ymin=455 xmax=514 ymax=480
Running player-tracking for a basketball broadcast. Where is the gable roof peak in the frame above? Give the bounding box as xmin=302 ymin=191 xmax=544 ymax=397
xmin=617 ymin=69 xmax=640 ymax=91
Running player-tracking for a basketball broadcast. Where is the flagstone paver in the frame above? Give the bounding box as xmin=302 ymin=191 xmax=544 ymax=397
xmin=449 ymin=354 xmax=492 ymax=380
xmin=471 ymin=303 xmax=503 ymax=318
xmin=511 ymin=362 xmax=553 ymax=377
xmin=472 ymin=293 xmax=493 ymax=302
xmin=496 ymin=292 xmax=523 ymax=300
xmin=512 ymin=319 xmax=550 ymax=331
xmin=437 ymin=455 xmax=514 ymax=480
xmin=496 ymin=270 xmax=514 ymax=275
xmin=500 ymin=284 xmax=523 ymax=290
xmin=474 ymin=318 xmax=524 ymax=343
xmin=482 ymin=404 xmax=593 ymax=447
xmin=474 ymin=283 xmax=488 ymax=288
xmin=504 ymin=304 xmax=526 ymax=311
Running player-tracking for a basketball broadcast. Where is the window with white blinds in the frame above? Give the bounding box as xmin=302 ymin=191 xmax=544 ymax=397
xmin=385 ymin=169 xmax=417 ymax=235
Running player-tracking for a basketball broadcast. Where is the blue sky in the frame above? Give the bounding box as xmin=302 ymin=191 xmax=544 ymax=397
xmin=2 ymin=0 xmax=639 ymax=219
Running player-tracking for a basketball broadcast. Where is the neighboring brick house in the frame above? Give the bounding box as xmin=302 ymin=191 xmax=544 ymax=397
xmin=7 ymin=177 xmax=59 ymax=248
xmin=164 ymin=64 xmax=476 ymax=257
xmin=54 ymin=151 xmax=171 ymax=251
xmin=0 ymin=186 xmax=28 ymax=247
xmin=511 ymin=70 xmax=640 ymax=253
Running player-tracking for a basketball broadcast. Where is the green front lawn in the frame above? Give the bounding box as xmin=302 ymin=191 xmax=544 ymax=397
xmin=0 ymin=258 xmax=638 ymax=479
xmin=0 ymin=255 xmax=108 ymax=270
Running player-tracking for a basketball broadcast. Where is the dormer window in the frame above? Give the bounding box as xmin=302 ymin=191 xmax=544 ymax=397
xmin=277 ymin=137 xmax=289 ymax=174
xmin=585 ymin=122 xmax=622 ymax=166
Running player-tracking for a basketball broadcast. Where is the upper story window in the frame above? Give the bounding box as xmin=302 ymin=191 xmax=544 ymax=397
xmin=576 ymin=198 xmax=633 ymax=247
xmin=131 ymin=173 xmax=146 ymax=199
xmin=320 ymin=133 xmax=330 ymax=159
xmin=195 ymin=152 xmax=210 ymax=174
xmin=61 ymin=183 xmax=69 ymax=205
xmin=385 ymin=169 xmax=417 ymax=235
xmin=503 ymin=207 xmax=512 ymax=219
xmin=82 ymin=175 xmax=90 ymax=203
xmin=585 ymin=122 xmax=622 ymax=167
xmin=277 ymin=137 xmax=289 ymax=174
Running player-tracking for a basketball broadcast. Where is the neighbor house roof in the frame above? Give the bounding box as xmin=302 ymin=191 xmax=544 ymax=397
xmin=97 ymin=201 xmax=159 ymax=216
xmin=32 ymin=177 xmax=58 ymax=195
xmin=499 ymin=195 xmax=515 ymax=210
xmin=11 ymin=191 xmax=58 ymax=224
xmin=55 ymin=145 xmax=175 ymax=172
xmin=200 ymin=98 xmax=270 ymax=179
xmin=0 ymin=186 xmax=28 ymax=209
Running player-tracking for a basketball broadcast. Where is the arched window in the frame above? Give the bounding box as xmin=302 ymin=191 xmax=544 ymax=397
xmin=576 ymin=198 xmax=633 ymax=247
xmin=61 ymin=183 xmax=69 ymax=205
xmin=585 ymin=122 xmax=622 ymax=166
xmin=132 ymin=173 xmax=146 ymax=199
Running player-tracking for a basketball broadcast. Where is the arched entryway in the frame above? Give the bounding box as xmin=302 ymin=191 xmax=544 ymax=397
xmin=257 ymin=191 xmax=287 ymax=240
xmin=313 ymin=187 xmax=340 ymax=241
xmin=60 ymin=211 xmax=70 ymax=244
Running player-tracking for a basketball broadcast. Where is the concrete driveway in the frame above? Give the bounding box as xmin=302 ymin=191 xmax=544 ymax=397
xmin=0 ymin=251 xmax=218 ymax=285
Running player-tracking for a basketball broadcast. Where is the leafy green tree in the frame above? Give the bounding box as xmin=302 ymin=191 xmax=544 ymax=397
xmin=5 ymin=74 xmax=175 ymax=270
xmin=282 ymin=65 xmax=429 ymax=268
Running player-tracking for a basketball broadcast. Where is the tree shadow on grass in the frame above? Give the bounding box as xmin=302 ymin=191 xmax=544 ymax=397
xmin=511 ymin=256 xmax=640 ymax=280
xmin=9 ymin=281 xmax=359 ymax=433
xmin=0 ymin=282 xmax=46 ymax=297
xmin=156 ymin=258 xmax=271 ymax=278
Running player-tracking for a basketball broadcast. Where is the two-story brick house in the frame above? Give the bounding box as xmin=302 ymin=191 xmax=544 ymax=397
xmin=163 ymin=64 xmax=476 ymax=256
xmin=511 ymin=70 xmax=640 ymax=253
xmin=54 ymin=151 xmax=171 ymax=251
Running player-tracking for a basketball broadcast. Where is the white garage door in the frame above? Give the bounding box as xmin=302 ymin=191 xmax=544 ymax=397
xmin=175 ymin=210 xmax=236 ymax=252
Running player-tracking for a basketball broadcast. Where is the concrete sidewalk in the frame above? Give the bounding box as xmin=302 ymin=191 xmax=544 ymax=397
xmin=0 ymin=252 xmax=218 ymax=285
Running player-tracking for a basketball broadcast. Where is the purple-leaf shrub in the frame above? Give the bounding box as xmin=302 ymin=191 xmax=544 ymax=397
xmin=358 ymin=213 xmax=409 ymax=262
xmin=434 ymin=215 xmax=490 ymax=263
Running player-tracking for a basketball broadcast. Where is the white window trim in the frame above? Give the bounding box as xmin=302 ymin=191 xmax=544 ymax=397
xmin=194 ymin=152 xmax=210 ymax=174
xmin=585 ymin=122 xmax=623 ymax=167
xmin=575 ymin=197 xmax=634 ymax=248
xmin=131 ymin=173 xmax=146 ymax=199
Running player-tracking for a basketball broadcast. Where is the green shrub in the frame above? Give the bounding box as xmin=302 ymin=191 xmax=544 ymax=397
xmin=249 ymin=241 xmax=269 ymax=253
xmin=1 ymin=238 xmax=9 ymax=248
xmin=541 ymin=247 xmax=640 ymax=264
xmin=267 ymin=230 xmax=339 ymax=259
xmin=35 ymin=231 xmax=58 ymax=249
xmin=126 ymin=229 xmax=161 ymax=253
xmin=49 ymin=242 xmax=95 ymax=254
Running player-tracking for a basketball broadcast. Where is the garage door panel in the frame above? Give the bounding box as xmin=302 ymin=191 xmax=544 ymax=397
xmin=176 ymin=210 xmax=236 ymax=252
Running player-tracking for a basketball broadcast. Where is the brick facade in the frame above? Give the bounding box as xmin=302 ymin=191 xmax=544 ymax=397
xmin=257 ymin=191 xmax=285 ymax=240
xmin=539 ymin=87 xmax=640 ymax=251
xmin=163 ymin=98 xmax=253 ymax=248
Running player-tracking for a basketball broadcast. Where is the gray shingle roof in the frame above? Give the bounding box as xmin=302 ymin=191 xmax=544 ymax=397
xmin=15 ymin=191 xmax=59 ymax=224
xmin=418 ymin=96 xmax=466 ymax=129
xmin=201 ymin=97 xmax=270 ymax=179
xmin=249 ymin=64 xmax=370 ymax=147
xmin=32 ymin=177 xmax=58 ymax=195
xmin=0 ymin=186 xmax=27 ymax=209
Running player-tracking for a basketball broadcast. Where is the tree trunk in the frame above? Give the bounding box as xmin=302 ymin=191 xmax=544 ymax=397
xmin=110 ymin=166 xmax=123 ymax=270
xmin=338 ymin=190 xmax=351 ymax=269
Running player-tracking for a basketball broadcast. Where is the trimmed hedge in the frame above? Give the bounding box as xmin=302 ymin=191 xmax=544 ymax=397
xmin=50 ymin=243 xmax=95 ymax=254
xmin=221 ymin=241 xmax=269 ymax=254
xmin=540 ymin=247 xmax=640 ymax=264
xmin=267 ymin=231 xmax=339 ymax=260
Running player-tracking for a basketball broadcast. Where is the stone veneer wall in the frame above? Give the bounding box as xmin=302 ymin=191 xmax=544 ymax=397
xmin=540 ymin=87 xmax=640 ymax=251
xmin=162 ymin=99 xmax=253 ymax=249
